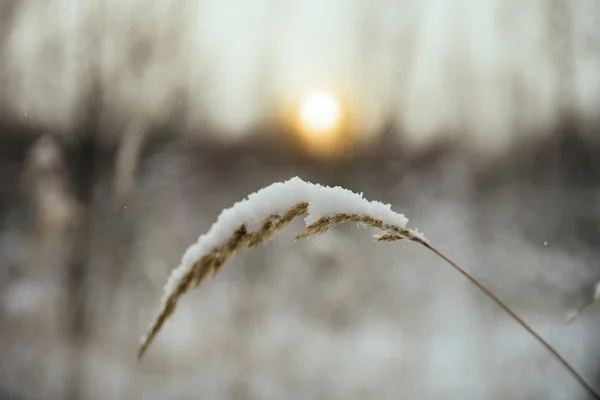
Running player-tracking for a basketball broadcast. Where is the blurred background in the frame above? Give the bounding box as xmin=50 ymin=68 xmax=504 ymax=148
xmin=1 ymin=0 xmax=600 ymax=399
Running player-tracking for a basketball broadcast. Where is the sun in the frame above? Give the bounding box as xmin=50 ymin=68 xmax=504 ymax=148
xmin=278 ymin=89 xmax=352 ymax=158
xmin=299 ymin=91 xmax=341 ymax=134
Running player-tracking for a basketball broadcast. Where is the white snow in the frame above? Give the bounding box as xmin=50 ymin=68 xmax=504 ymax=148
xmin=162 ymin=177 xmax=424 ymax=307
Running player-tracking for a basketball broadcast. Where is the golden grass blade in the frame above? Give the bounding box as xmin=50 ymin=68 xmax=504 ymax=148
xmin=137 ymin=202 xmax=308 ymax=360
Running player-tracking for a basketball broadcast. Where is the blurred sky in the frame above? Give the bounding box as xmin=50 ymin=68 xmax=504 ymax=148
xmin=1 ymin=0 xmax=599 ymax=153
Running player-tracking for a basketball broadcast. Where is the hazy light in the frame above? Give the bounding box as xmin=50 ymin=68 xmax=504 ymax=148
xmin=291 ymin=91 xmax=349 ymax=158
xmin=4 ymin=0 xmax=599 ymax=152
xmin=299 ymin=92 xmax=341 ymax=134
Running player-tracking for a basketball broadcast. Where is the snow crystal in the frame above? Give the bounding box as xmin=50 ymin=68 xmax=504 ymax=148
xmin=162 ymin=177 xmax=422 ymax=305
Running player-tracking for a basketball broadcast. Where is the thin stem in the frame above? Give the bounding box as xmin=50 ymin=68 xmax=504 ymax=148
xmin=418 ymin=240 xmax=600 ymax=400
xmin=567 ymin=297 xmax=599 ymax=325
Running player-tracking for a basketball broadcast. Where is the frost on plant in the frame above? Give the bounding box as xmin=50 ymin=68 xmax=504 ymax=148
xmin=138 ymin=177 xmax=425 ymax=357
xmin=136 ymin=177 xmax=599 ymax=400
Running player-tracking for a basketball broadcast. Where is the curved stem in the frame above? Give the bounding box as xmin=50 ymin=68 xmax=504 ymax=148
xmin=418 ymin=240 xmax=600 ymax=400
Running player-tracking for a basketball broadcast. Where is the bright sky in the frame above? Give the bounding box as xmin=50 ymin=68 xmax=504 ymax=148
xmin=1 ymin=0 xmax=599 ymax=153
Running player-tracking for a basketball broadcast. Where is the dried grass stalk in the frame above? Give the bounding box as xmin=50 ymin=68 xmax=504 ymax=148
xmin=567 ymin=281 xmax=600 ymax=325
xmin=137 ymin=181 xmax=599 ymax=399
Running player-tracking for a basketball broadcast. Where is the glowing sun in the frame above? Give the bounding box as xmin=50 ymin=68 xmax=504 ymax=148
xmin=299 ymin=91 xmax=341 ymax=134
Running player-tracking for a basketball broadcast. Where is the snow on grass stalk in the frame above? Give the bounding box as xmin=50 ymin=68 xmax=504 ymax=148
xmin=136 ymin=177 xmax=599 ymax=400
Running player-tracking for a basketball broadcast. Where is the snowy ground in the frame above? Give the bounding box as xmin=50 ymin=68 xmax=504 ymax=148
xmin=0 ymin=135 xmax=599 ymax=400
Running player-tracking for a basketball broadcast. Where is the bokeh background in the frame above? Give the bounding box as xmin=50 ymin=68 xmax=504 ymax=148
xmin=1 ymin=0 xmax=600 ymax=399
